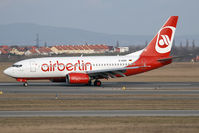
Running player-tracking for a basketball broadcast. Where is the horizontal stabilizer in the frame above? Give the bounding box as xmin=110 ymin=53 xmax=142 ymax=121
xmin=158 ymin=54 xmax=193 ymax=62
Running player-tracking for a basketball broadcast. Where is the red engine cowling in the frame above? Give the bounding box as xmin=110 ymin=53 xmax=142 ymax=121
xmin=67 ymin=73 xmax=90 ymax=84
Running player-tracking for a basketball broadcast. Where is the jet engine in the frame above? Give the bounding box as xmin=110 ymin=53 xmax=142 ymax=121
xmin=66 ymin=73 xmax=90 ymax=84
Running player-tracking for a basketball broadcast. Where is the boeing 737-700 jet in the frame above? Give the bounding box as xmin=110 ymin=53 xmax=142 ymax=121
xmin=4 ymin=16 xmax=178 ymax=87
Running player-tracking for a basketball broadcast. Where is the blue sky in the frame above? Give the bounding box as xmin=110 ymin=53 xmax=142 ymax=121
xmin=0 ymin=0 xmax=198 ymax=35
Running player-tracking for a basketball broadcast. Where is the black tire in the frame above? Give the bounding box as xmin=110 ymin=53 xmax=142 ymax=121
xmin=23 ymin=82 xmax=28 ymax=87
xmin=94 ymin=80 xmax=101 ymax=86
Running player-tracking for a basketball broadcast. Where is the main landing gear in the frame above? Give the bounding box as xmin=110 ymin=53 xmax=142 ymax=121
xmin=94 ymin=80 xmax=101 ymax=86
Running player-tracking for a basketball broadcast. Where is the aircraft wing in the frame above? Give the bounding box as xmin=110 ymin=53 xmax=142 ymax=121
xmin=86 ymin=66 xmax=149 ymax=79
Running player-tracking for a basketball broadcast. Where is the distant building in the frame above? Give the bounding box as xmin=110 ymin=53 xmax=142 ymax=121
xmin=86 ymin=44 xmax=109 ymax=53
xmin=114 ymin=47 xmax=129 ymax=53
xmin=0 ymin=48 xmax=9 ymax=54
xmin=0 ymin=44 xmax=114 ymax=56
xmin=114 ymin=47 xmax=120 ymax=53
xmin=50 ymin=44 xmax=109 ymax=54
xmin=50 ymin=46 xmax=62 ymax=54
xmin=10 ymin=48 xmax=25 ymax=55
xmin=0 ymin=45 xmax=9 ymax=49
xmin=25 ymin=48 xmax=39 ymax=56
xmin=36 ymin=47 xmax=53 ymax=55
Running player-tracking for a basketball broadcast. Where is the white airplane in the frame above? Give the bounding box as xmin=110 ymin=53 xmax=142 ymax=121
xmin=4 ymin=16 xmax=178 ymax=87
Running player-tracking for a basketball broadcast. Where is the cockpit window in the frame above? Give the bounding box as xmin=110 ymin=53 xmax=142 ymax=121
xmin=12 ymin=64 xmax=22 ymax=67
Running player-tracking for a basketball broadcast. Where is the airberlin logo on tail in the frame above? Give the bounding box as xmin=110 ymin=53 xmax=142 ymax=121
xmin=155 ymin=26 xmax=176 ymax=53
xmin=159 ymin=35 xmax=171 ymax=47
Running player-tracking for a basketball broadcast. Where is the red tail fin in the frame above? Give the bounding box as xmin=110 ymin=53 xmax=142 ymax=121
xmin=141 ymin=16 xmax=178 ymax=57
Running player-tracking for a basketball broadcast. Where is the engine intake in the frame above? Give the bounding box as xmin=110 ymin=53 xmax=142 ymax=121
xmin=66 ymin=73 xmax=90 ymax=84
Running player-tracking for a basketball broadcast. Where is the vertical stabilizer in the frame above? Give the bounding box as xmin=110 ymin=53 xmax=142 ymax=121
xmin=141 ymin=16 xmax=178 ymax=57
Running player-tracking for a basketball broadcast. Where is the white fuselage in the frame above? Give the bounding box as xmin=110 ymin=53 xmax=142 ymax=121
xmin=4 ymin=50 xmax=142 ymax=78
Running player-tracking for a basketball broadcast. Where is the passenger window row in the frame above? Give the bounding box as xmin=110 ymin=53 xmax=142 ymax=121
xmin=93 ymin=63 xmax=130 ymax=67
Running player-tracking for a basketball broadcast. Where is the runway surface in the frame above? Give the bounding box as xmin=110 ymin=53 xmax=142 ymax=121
xmin=0 ymin=110 xmax=199 ymax=117
xmin=0 ymin=82 xmax=199 ymax=95
xmin=1 ymin=82 xmax=199 ymax=117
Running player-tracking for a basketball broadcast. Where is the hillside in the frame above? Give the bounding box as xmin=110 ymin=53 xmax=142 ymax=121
xmin=0 ymin=23 xmax=198 ymax=46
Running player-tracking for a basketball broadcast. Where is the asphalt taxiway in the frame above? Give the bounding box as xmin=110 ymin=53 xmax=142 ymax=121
xmin=0 ymin=82 xmax=199 ymax=95
xmin=0 ymin=110 xmax=199 ymax=117
xmin=0 ymin=82 xmax=199 ymax=117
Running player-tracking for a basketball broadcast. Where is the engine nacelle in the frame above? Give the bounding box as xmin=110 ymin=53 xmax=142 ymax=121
xmin=66 ymin=73 xmax=90 ymax=84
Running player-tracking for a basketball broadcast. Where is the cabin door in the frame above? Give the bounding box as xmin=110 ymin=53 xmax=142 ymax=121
xmin=30 ymin=61 xmax=36 ymax=72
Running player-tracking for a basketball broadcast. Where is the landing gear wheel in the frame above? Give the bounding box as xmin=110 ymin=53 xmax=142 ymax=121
xmin=94 ymin=80 xmax=101 ymax=86
xmin=23 ymin=82 xmax=28 ymax=87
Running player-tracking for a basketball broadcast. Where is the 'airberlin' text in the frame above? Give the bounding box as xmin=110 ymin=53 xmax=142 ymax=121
xmin=41 ymin=60 xmax=92 ymax=72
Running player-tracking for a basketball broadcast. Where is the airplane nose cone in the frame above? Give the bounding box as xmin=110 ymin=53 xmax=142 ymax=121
xmin=3 ymin=68 xmax=12 ymax=76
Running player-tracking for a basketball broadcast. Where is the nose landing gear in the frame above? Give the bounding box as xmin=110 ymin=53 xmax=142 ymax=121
xmin=23 ymin=82 xmax=28 ymax=87
xmin=16 ymin=78 xmax=28 ymax=87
